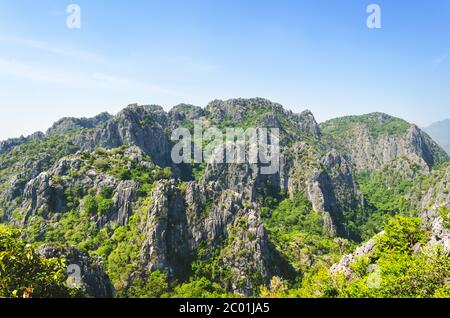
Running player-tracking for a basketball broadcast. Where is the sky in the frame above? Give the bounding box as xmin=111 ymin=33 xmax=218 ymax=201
xmin=0 ymin=0 xmax=449 ymax=140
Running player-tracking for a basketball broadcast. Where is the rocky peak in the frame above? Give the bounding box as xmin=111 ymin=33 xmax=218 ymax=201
xmin=0 ymin=132 xmax=45 ymax=156
xmin=206 ymin=98 xmax=284 ymax=122
xmin=36 ymin=245 xmax=114 ymax=298
xmin=169 ymin=104 xmax=204 ymax=120
xmin=293 ymin=110 xmax=321 ymax=137
xmin=47 ymin=112 xmax=112 ymax=136
xmin=320 ymin=113 xmax=449 ymax=171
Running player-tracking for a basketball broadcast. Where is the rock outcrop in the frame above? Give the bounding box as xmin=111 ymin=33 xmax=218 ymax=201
xmin=36 ymin=245 xmax=114 ymax=298
xmin=331 ymin=164 xmax=450 ymax=277
xmin=420 ymin=165 xmax=450 ymax=251
xmin=320 ymin=113 xmax=448 ymax=172
xmin=140 ymin=180 xmax=190 ymax=279
xmin=47 ymin=112 xmax=112 ymax=136
xmin=330 ymin=234 xmax=380 ymax=278
xmin=1 ymin=98 xmax=449 ymax=297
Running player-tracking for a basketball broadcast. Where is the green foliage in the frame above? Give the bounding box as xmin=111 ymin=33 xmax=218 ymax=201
xmin=259 ymin=276 xmax=298 ymax=298
xmin=174 ymin=277 xmax=230 ymax=298
xmin=104 ymin=196 xmax=154 ymax=292
xmin=0 ymin=225 xmax=78 ymax=298
xmin=261 ymin=192 xmax=351 ymax=275
xmin=264 ymin=194 xmax=322 ymax=235
xmin=82 ymin=187 xmax=114 ymax=216
xmin=1 ymin=111 xmax=447 ymax=300
xmin=320 ymin=113 xmax=411 ymax=143
xmin=345 ymin=165 xmax=423 ymax=242
xmin=438 ymin=206 xmax=450 ymax=229
xmin=191 ymin=163 xmax=207 ymax=182
xmin=374 ymin=215 xmax=428 ymax=255
xmin=300 ymin=216 xmax=450 ymax=298
xmin=44 ymin=209 xmax=98 ymax=253
xmin=124 ymin=271 xmax=170 ymax=298
xmin=83 ymin=195 xmax=98 ymax=215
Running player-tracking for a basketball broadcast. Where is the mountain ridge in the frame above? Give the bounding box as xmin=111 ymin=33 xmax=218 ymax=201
xmin=1 ymin=98 xmax=449 ymax=298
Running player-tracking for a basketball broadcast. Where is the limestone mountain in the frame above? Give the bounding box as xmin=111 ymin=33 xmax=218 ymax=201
xmin=0 ymin=98 xmax=449 ymax=298
xmin=320 ymin=113 xmax=448 ymax=171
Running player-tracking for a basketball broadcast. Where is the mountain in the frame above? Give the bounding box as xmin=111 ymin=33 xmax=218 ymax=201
xmin=320 ymin=113 xmax=449 ymax=171
xmin=423 ymin=119 xmax=450 ymax=155
xmin=0 ymin=98 xmax=449 ymax=298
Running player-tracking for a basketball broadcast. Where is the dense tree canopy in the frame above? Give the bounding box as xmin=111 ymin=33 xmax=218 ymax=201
xmin=0 ymin=225 xmax=76 ymax=298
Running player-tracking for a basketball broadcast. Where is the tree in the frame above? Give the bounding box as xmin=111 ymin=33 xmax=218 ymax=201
xmin=174 ymin=277 xmax=227 ymax=298
xmin=0 ymin=225 xmax=75 ymax=298
xmin=259 ymin=276 xmax=290 ymax=298
xmin=374 ymin=215 xmax=427 ymax=255
xmin=125 ymin=271 xmax=170 ymax=298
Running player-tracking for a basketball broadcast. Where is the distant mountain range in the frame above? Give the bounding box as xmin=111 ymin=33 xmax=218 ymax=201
xmin=424 ymin=119 xmax=450 ymax=155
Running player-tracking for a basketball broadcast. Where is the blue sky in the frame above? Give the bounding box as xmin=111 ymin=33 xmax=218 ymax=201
xmin=0 ymin=0 xmax=449 ymax=140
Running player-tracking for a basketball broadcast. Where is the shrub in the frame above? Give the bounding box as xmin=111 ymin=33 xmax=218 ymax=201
xmin=0 ymin=225 xmax=78 ymax=298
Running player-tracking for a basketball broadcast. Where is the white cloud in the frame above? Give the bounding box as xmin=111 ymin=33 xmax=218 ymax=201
xmin=0 ymin=57 xmax=177 ymax=98
xmin=0 ymin=58 xmax=86 ymax=85
xmin=0 ymin=36 xmax=179 ymax=96
xmin=0 ymin=35 xmax=104 ymax=63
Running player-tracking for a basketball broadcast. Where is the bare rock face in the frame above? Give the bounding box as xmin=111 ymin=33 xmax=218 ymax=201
xmin=295 ymin=110 xmax=321 ymax=137
xmin=97 ymin=180 xmax=138 ymax=228
xmin=320 ymin=113 xmax=448 ymax=172
xmin=168 ymin=104 xmax=205 ymax=129
xmin=330 ymin=235 xmax=380 ymax=278
xmin=36 ymin=245 xmax=114 ymax=298
xmin=179 ymin=170 xmax=295 ymax=295
xmin=221 ymin=204 xmax=279 ymax=296
xmin=73 ymin=105 xmax=172 ymax=167
xmin=283 ymin=143 xmax=359 ymax=236
xmin=420 ymin=165 xmax=450 ymax=251
xmin=3 ymin=98 xmax=450 ymax=297
xmin=140 ymin=180 xmax=190 ymax=279
xmin=332 ymin=165 xmax=450 ymax=277
xmin=46 ymin=112 xmax=112 ymax=136
xmin=19 ymin=155 xmax=138 ymax=228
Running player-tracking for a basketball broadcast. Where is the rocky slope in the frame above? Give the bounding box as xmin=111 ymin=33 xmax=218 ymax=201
xmin=0 ymin=98 xmax=448 ymax=297
xmin=320 ymin=113 xmax=448 ymax=171
xmin=331 ymin=163 xmax=450 ymax=278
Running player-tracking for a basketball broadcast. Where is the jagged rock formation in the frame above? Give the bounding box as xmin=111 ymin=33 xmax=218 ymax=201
xmin=331 ymin=164 xmax=450 ymax=277
xmin=47 ymin=112 xmax=112 ymax=136
xmin=420 ymin=165 xmax=450 ymax=251
xmin=140 ymin=180 xmax=190 ymax=279
xmin=330 ymin=234 xmax=380 ymax=278
xmin=19 ymin=154 xmax=138 ymax=228
xmin=320 ymin=113 xmax=448 ymax=171
xmin=1 ymin=98 xmax=449 ymax=297
xmin=0 ymin=132 xmax=44 ymax=156
xmin=36 ymin=245 xmax=114 ymax=298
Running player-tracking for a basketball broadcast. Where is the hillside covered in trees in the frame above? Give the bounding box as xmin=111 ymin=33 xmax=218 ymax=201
xmin=1 ymin=98 xmax=449 ymax=298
